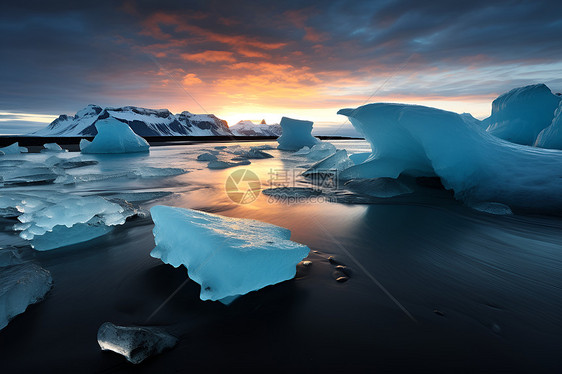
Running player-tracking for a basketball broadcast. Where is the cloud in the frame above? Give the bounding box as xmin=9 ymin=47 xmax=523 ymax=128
xmin=181 ymin=51 xmax=236 ymax=63
xmin=182 ymin=73 xmax=203 ymax=85
xmin=1 ymin=0 xmax=561 ymax=133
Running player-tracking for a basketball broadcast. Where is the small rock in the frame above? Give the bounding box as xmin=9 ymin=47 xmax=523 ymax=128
xmin=328 ymin=256 xmax=340 ymax=265
xmin=302 ymin=260 xmax=312 ymax=267
xmin=97 ymin=322 xmax=177 ymax=364
xmin=335 ymin=276 xmax=349 ymax=283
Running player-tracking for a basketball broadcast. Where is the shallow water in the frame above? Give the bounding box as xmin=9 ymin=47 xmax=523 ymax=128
xmin=0 ymin=140 xmax=561 ymax=372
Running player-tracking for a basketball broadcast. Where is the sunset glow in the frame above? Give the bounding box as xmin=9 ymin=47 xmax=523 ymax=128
xmin=1 ymin=1 xmax=561 ymax=133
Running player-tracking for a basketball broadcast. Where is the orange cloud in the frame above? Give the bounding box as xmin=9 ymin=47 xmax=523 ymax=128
xmin=182 ymin=73 xmax=202 ymax=85
xmin=181 ymin=50 xmax=236 ymax=63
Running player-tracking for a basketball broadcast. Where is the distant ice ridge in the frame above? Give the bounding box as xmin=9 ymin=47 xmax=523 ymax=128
xmin=482 ymin=84 xmax=561 ymax=147
xmin=277 ymin=117 xmax=320 ymax=150
xmin=32 ymin=104 xmax=232 ymax=137
xmin=337 ymin=103 xmax=562 ymax=212
xmin=230 ymin=120 xmax=282 ymax=136
xmin=150 ymin=206 xmax=310 ymax=303
xmin=80 ymin=119 xmax=150 ymax=154
xmin=0 ymin=263 xmax=52 ymax=330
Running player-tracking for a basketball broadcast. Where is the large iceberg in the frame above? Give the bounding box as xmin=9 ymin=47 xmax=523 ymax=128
xmin=337 ymin=103 xmax=562 ymax=212
xmin=534 ymin=101 xmax=562 ymax=149
xmin=150 ymin=206 xmax=310 ymax=302
xmin=0 ymin=263 xmax=53 ymax=330
xmin=277 ymin=117 xmax=320 ymax=151
xmin=80 ymin=118 xmax=150 ymax=154
xmin=483 ymin=84 xmax=561 ymax=146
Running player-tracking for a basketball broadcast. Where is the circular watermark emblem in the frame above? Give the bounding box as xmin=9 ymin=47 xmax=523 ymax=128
xmin=225 ymin=169 xmax=261 ymax=204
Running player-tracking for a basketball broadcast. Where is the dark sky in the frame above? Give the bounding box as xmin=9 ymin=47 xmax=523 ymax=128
xmin=1 ymin=0 xmax=561 ymax=133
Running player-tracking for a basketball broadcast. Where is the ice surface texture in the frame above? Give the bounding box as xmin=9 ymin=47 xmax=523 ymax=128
xmin=483 ymin=84 xmax=561 ymax=146
xmin=535 ymin=101 xmax=562 ymax=150
xmin=80 ymin=118 xmax=150 ymax=154
xmin=277 ymin=117 xmax=320 ymax=151
xmin=150 ymin=206 xmax=310 ymax=302
xmin=97 ymin=322 xmax=177 ymax=364
xmin=338 ymin=103 xmax=562 ymax=212
xmin=0 ymin=263 xmax=52 ymax=330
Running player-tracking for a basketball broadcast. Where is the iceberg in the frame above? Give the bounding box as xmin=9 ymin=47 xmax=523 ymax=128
xmin=97 ymin=322 xmax=177 ymax=364
xmin=534 ymin=101 xmax=562 ymax=150
xmin=338 ymin=103 xmax=562 ymax=212
xmin=483 ymin=84 xmax=561 ymax=145
xmin=80 ymin=118 xmax=150 ymax=154
xmin=0 ymin=263 xmax=53 ymax=330
xmin=150 ymin=206 xmax=310 ymax=302
xmin=277 ymin=117 xmax=320 ymax=151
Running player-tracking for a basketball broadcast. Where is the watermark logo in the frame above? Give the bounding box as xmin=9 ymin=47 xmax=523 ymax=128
xmin=225 ymin=169 xmax=261 ymax=204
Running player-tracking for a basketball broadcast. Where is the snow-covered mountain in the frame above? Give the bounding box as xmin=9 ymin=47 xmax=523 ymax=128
xmin=230 ymin=120 xmax=282 ymax=136
xmin=32 ymin=105 xmax=232 ymax=136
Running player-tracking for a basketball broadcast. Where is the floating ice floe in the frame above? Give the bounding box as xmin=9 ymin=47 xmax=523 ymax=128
xmin=293 ymin=142 xmax=337 ymax=161
xmin=150 ymin=206 xmax=310 ymax=303
xmin=0 ymin=142 xmax=28 ymax=155
xmin=207 ymin=160 xmax=251 ymax=169
xmin=3 ymin=193 xmax=138 ymax=251
xmin=534 ymin=101 xmax=562 ymax=150
xmin=483 ymin=84 xmax=561 ymax=146
xmin=97 ymin=322 xmax=177 ymax=364
xmin=277 ymin=117 xmax=320 ymax=151
xmin=230 ymin=148 xmax=273 ymax=160
xmin=302 ymin=149 xmax=354 ymax=177
xmin=337 ymin=102 xmax=562 ymax=212
xmin=40 ymin=143 xmax=66 ymax=153
xmin=81 ymin=118 xmax=150 ymax=154
xmin=0 ymin=263 xmax=53 ymax=330
xmin=197 ymin=152 xmax=218 ymax=161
